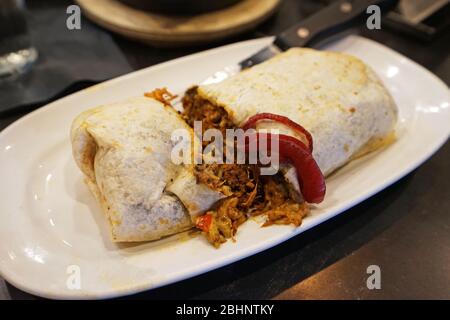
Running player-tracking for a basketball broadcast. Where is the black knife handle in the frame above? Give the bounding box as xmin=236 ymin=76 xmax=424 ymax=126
xmin=274 ymin=0 xmax=398 ymax=50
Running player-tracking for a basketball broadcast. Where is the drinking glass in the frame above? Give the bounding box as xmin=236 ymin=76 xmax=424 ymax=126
xmin=0 ymin=0 xmax=37 ymax=78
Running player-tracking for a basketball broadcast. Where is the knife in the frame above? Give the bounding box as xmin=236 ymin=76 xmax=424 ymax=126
xmin=203 ymin=0 xmax=398 ymax=85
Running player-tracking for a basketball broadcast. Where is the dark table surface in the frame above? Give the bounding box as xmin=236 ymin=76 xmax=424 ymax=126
xmin=1 ymin=0 xmax=449 ymax=300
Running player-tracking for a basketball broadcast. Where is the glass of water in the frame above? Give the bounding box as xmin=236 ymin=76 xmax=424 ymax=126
xmin=0 ymin=0 xmax=37 ymax=78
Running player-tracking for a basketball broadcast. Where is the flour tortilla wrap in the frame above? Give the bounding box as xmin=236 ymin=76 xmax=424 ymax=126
xmin=198 ymin=48 xmax=398 ymax=178
xmin=71 ymin=97 xmax=224 ymax=242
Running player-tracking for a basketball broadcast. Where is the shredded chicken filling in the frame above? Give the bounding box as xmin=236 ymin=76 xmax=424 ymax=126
xmin=182 ymin=86 xmax=235 ymax=147
xmin=182 ymin=86 xmax=309 ymax=247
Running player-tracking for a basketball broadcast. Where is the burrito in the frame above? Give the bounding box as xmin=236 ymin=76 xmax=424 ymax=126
xmin=71 ymin=96 xmax=224 ymax=242
xmin=71 ymin=48 xmax=397 ymax=247
xmin=182 ymin=48 xmax=397 ymax=246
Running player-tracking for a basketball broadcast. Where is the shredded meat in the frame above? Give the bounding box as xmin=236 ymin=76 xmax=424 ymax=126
xmin=182 ymin=87 xmax=310 ymax=247
xmin=263 ymin=202 xmax=309 ymax=226
xmin=145 ymin=88 xmax=177 ymax=106
xmin=182 ymin=86 xmax=235 ymax=146
xmin=195 ymin=163 xmax=258 ymax=198
xmin=257 ymin=175 xmax=309 ymax=225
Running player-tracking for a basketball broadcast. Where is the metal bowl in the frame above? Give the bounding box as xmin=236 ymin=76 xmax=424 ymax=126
xmin=120 ymin=0 xmax=242 ymax=15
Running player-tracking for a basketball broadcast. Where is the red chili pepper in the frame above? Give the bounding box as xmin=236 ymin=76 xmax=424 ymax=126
xmin=244 ymin=133 xmax=326 ymax=204
xmin=196 ymin=213 xmax=213 ymax=232
xmin=242 ymin=113 xmax=314 ymax=153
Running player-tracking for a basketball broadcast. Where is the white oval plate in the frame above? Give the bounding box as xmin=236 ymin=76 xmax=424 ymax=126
xmin=0 ymin=36 xmax=449 ymax=299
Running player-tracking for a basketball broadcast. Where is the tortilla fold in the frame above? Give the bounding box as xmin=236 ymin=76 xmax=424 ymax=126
xmin=71 ymin=97 xmax=223 ymax=242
